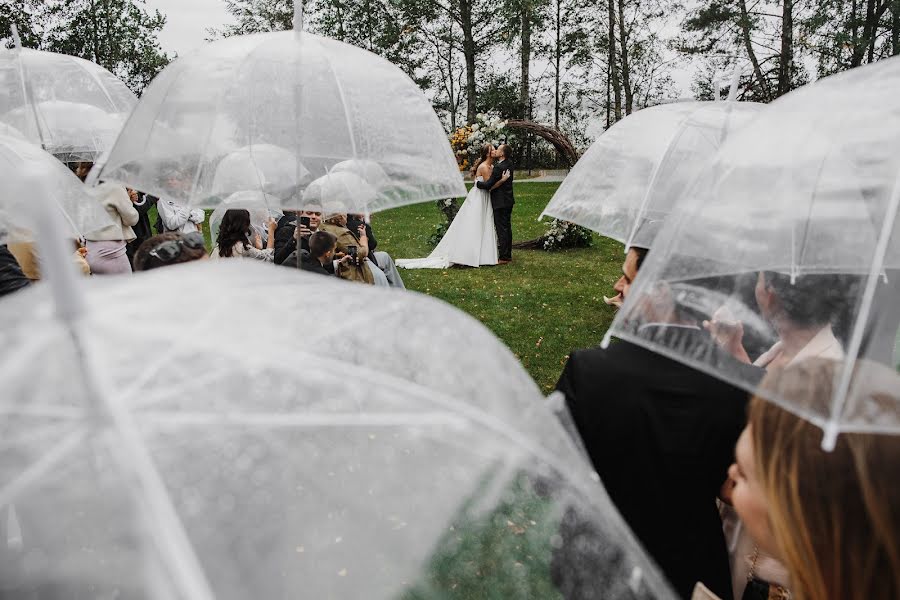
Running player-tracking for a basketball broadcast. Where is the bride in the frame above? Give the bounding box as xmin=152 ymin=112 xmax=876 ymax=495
xmin=397 ymin=143 xmax=503 ymax=269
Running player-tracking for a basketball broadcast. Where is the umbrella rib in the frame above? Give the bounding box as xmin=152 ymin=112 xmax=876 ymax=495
xmin=317 ymin=37 xmax=359 ymax=160
xmin=822 ymin=169 xmax=900 ymax=450
xmin=0 ymin=429 xmax=86 ymax=510
xmin=129 ymin=411 xmax=469 ymax=429
xmin=623 ymin=108 xmax=695 ymax=251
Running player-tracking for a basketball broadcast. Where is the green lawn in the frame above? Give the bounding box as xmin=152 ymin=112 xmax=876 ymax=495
xmin=376 ymin=182 xmax=624 ymax=393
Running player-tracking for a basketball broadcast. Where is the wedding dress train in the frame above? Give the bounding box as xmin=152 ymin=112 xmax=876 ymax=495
xmin=397 ymin=177 xmax=498 ymax=269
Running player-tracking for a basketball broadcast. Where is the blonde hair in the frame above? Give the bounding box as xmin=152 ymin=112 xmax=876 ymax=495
xmin=748 ymin=358 xmax=900 ymax=600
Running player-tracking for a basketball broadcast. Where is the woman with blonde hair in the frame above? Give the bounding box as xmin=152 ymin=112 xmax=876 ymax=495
xmin=709 ymin=358 xmax=900 ymax=600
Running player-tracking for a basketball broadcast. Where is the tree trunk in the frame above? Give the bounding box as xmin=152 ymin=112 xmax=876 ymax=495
xmin=617 ymin=0 xmax=632 ymax=114
xmin=448 ymin=37 xmax=457 ymax=130
xmin=865 ymin=0 xmax=877 ymax=62
xmin=554 ymin=0 xmax=561 ymax=128
xmin=605 ymin=64 xmax=611 ymax=129
xmin=893 ymin=0 xmax=900 ymax=55
xmin=608 ymin=0 xmax=621 ymax=121
xmin=777 ymin=0 xmax=793 ymax=98
xmin=460 ymin=0 xmax=477 ymax=124
xmin=738 ymin=0 xmax=772 ymax=101
xmin=519 ymin=0 xmax=531 ymax=120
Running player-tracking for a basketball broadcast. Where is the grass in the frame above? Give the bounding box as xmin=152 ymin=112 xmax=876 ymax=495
xmin=376 ymin=182 xmax=624 ymax=393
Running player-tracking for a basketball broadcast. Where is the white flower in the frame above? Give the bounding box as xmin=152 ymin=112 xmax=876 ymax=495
xmin=491 ymin=139 xmax=499 ymax=146
xmin=471 ymin=124 xmax=480 ymax=131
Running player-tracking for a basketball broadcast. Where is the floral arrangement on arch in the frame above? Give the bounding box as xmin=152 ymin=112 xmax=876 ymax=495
xmin=449 ymin=112 xmax=515 ymax=172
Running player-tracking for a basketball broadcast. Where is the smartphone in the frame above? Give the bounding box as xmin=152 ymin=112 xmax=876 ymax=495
xmin=347 ymin=245 xmax=358 ymax=265
xmin=299 ymin=216 xmax=311 ymax=228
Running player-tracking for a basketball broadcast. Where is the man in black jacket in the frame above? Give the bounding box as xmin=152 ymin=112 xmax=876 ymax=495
xmin=552 ymin=246 xmax=763 ymax=600
xmin=126 ymin=191 xmax=157 ymax=270
xmin=476 ymin=144 xmax=515 ymax=264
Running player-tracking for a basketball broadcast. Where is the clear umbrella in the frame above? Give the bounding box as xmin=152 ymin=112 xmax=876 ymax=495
xmin=0 ymin=202 xmax=676 ymax=599
xmin=89 ymin=6 xmax=465 ymax=214
xmin=541 ymin=101 xmax=763 ymax=250
xmin=0 ymin=27 xmax=137 ymax=161
xmin=607 ymin=56 xmax=900 ymax=450
xmin=208 ymin=191 xmax=283 ymax=250
xmin=301 ymin=171 xmax=377 ymax=217
xmin=0 ymin=133 xmax=110 ymax=243
xmin=210 ymin=143 xmax=309 ymax=200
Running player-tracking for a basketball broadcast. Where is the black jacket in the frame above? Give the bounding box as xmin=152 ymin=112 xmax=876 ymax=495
xmin=554 ymin=326 xmax=763 ymax=600
xmin=476 ymin=159 xmax=515 ymax=210
xmin=0 ymin=245 xmax=29 ymax=298
xmin=132 ymin=194 xmax=158 ymax=241
xmin=279 ymin=249 xmax=335 ymax=275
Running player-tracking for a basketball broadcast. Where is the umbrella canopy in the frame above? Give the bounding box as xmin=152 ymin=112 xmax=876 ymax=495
xmin=0 ymin=37 xmax=137 ymax=161
xmin=210 ymin=143 xmax=309 ymax=199
xmin=0 ymin=260 xmax=675 ymax=599
xmin=0 ymin=133 xmax=110 ymax=243
xmin=541 ymin=101 xmax=763 ymax=249
xmin=89 ymin=11 xmax=465 ymax=214
xmin=208 ymin=191 xmax=283 ymax=249
xmin=301 ymin=171 xmax=377 ymax=217
xmin=607 ymin=56 xmax=900 ymax=449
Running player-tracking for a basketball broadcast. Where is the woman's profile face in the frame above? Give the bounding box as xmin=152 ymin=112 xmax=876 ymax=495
xmin=729 ymin=426 xmax=779 ymax=557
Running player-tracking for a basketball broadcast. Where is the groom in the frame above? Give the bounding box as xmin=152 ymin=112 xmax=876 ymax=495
xmin=476 ymin=144 xmax=514 ymax=264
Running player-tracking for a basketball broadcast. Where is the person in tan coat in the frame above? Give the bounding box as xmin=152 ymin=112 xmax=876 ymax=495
xmin=76 ymin=162 xmax=138 ymax=274
xmin=319 ymin=213 xmax=375 ymax=285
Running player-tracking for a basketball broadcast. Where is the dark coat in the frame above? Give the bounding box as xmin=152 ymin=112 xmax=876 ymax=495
xmin=0 ymin=245 xmax=29 ymax=298
xmin=476 ymin=158 xmax=515 ymax=210
xmin=131 ymin=194 xmax=157 ymax=241
xmin=278 ymin=249 xmax=331 ymax=276
xmin=554 ymin=325 xmax=763 ymax=600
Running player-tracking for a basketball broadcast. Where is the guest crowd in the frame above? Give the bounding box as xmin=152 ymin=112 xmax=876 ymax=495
xmin=0 ymin=162 xmax=896 ymax=600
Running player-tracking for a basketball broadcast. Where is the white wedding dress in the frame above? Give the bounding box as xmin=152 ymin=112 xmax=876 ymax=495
xmin=397 ymin=177 xmax=498 ymax=269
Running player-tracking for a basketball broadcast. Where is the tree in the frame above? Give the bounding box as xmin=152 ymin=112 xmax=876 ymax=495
xmin=0 ymin=0 xmax=45 ymax=49
xmin=679 ymin=0 xmax=808 ymax=101
xmin=216 ymin=0 xmax=294 ymax=35
xmin=8 ymin=0 xmax=171 ymax=93
xmin=310 ymin=0 xmax=430 ymax=85
xmin=420 ymin=21 xmax=467 ymax=129
xmin=800 ymin=0 xmax=898 ymax=75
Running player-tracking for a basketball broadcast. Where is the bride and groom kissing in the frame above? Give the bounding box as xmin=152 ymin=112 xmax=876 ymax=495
xmin=397 ymin=143 xmax=514 ymax=269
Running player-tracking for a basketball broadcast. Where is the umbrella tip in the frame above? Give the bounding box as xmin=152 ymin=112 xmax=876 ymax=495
xmin=820 ymin=423 xmax=838 ymax=452
xmin=600 ymin=331 xmax=612 ymax=349
xmin=10 ymin=23 xmax=22 ymax=50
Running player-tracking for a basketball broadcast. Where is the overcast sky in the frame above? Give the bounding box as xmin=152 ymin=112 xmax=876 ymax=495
xmin=145 ymin=0 xmax=233 ymax=56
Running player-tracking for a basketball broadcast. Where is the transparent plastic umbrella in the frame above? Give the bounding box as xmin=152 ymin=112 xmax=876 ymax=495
xmin=0 ymin=237 xmax=675 ymax=598
xmin=607 ymin=56 xmax=900 ymax=450
xmin=0 ymin=133 xmax=110 ymax=243
xmin=0 ymin=28 xmax=137 ymax=161
xmin=541 ymin=101 xmax=763 ymax=249
xmin=210 ymin=144 xmax=309 ymax=200
xmin=208 ymin=191 xmax=283 ymax=249
xmin=89 ymin=7 xmax=465 ymax=214
xmin=301 ymin=171 xmax=377 ymax=217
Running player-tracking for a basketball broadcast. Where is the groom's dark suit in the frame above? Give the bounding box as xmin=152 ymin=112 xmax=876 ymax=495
xmin=477 ymin=158 xmax=514 ymax=261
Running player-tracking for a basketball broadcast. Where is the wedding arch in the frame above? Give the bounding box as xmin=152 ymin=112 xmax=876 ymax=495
xmin=504 ymin=119 xmax=579 ymax=168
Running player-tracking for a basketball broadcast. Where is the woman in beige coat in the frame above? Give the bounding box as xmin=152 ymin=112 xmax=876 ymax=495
xmin=76 ymin=162 xmax=138 ymax=274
